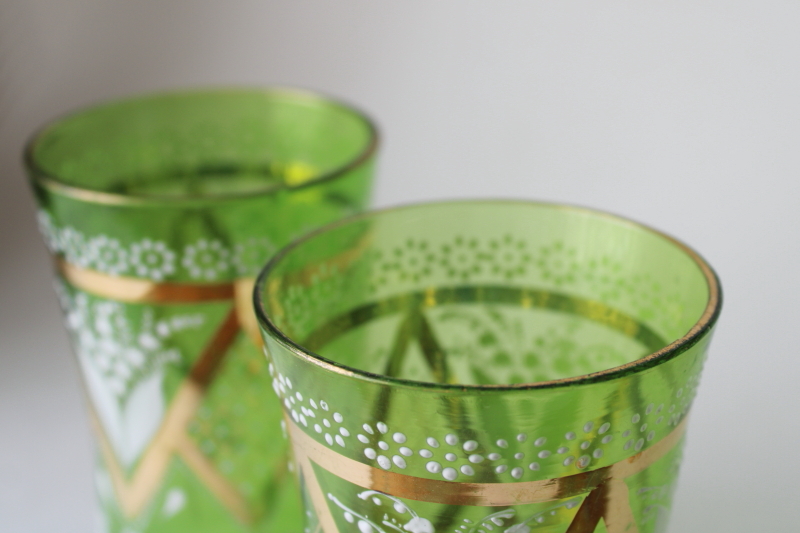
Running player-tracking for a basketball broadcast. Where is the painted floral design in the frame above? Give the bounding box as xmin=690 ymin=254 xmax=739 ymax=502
xmin=36 ymin=210 xmax=60 ymax=252
xmin=329 ymin=490 xmax=434 ymax=533
xmin=182 ymin=239 xmax=231 ymax=280
xmin=232 ymin=237 xmax=276 ymax=277
xmin=60 ymin=226 xmax=90 ymax=267
xmin=87 ymin=235 xmax=129 ymax=276
xmin=130 ymin=239 xmax=177 ymax=281
xmin=56 ymin=283 xmax=203 ymax=465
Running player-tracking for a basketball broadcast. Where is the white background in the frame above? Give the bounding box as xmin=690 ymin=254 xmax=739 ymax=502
xmin=1 ymin=2 xmax=798 ymax=531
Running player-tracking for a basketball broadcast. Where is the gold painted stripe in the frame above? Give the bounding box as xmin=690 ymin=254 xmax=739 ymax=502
xmin=289 ymin=416 xmax=687 ymax=507
xmin=57 ymin=258 xmax=234 ymax=303
xmin=87 ymin=308 xmax=246 ymax=518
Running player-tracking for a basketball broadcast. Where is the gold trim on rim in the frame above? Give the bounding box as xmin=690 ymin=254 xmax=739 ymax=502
xmin=25 ymin=87 xmax=379 ymax=206
xmin=255 ymin=199 xmax=722 ymax=391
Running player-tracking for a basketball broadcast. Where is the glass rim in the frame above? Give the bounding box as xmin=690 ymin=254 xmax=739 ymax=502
xmin=254 ymin=199 xmax=723 ymax=392
xmin=23 ymin=86 xmax=380 ymax=207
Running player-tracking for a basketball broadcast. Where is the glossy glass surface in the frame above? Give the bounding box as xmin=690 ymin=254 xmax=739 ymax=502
xmin=256 ymin=201 xmax=721 ymax=533
xmin=26 ymin=88 xmax=378 ymax=533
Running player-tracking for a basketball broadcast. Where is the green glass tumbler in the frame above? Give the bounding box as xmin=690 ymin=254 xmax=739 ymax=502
xmin=254 ymin=200 xmax=721 ymax=533
xmin=25 ymin=87 xmax=378 ymax=532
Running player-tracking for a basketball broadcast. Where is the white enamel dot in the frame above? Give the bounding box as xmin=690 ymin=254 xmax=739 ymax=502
xmin=445 ymin=453 xmax=457 ymax=462
xmin=635 ymin=439 xmax=644 ymax=451
xmin=578 ymin=455 xmax=591 ymax=469
xmin=469 ymin=454 xmax=484 ymax=464
xmin=363 ymin=423 xmax=374 ymax=435
xmin=631 ymin=414 xmax=641 ymax=424
xmin=656 ymin=416 xmax=664 ymax=425
xmin=309 ymin=399 xmax=318 ymax=409
xmin=538 ymin=450 xmax=551 ymax=459
xmin=427 ymin=437 xmax=440 ymax=448
xmin=378 ymin=441 xmax=389 ymax=450
xmin=580 ymin=441 xmax=590 ymax=450
xmin=372 ymin=497 xmax=381 ymax=505
xmin=624 ymin=439 xmax=634 ymax=450
xmin=557 ymin=447 xmax=569 ymax=454
xmin=419 ymin=449 xmax=433 ymax=458
xmin=647 ymin=430 xmax=656 ymax=441
xmin=285 ymin=377 xmax=292 ymax=389
xmin=602 ymin=435 xmax=613 ymax=444
xmin=377 ymin=422 xmax=388 ymax=434
xmin=426 ymin=461 xmax=442 ymax=474
xmin=593 ymin=449 xmax=603 ymax=459
xmin=565 ymin=432 xmax=576 ymax=441
xmin=339 ymin=427 xmax=350 ymax=437
xmin=461 ymin=465 xmax=475 ymax=476
xmin=646 ymin=403 xmax=654 ymax=415
xmin=511 ymin=467 xmax=523 ymax=479
xmin=320 ymin=400 xmax=328 ymax=410
xmin=529 ymin=462 xmax=540 ymax=471
xmin=357 ymin=434 xmax=369 ymax=443
xmin=622 ymin=430 xmax=631 ymax=438
xmin=442 ymin=467 xmax=458 ymax=481
xmin=445 ymin=434 xmax=458 ymax=445
xmin=583 ymin=422 xmax=594 ymax=433
xmin=300 ymin=414 xmax=308 ymax=427
xmin=295 ymin=392 xmax=303 ymax=401
xmin=394 ymin=502 xmax=407 ymax=513
xmin=496 ymin=439 xmax=508 ymax=448
xmin=598 ymin=423 xmax=611 ymax=435
xmin=344 ymin=511 xmax=354 ymax=523
xmin=325 ymin=434 xmax=333 ymax=446
xmin=514 ymin=452 xmax=524 ymax=460
xmin=488 ymin=453 xmax=501 ymax=460
xmin=392 ymin=455 xmax=407 ymax=469
xmin=358 ymin=521 xmax=371 ymax=533
xmin=399 ymin=446 xmax=413 ymax=457
xmin=314 ymin=424 xmax=322 ymax=433
xmin=323 ymin=419 xmax=331 ymax=428
xmin=563 ymin=456 xmax=575 ymax=466
xmin=640 ymin=423 xmax=648 ymax=432
xmin=495 ymin=465 xmax=508 ymax=474
xmin=335 ymin=435 xmax=345 ymax=447
xmin=393 ymin=432 xmax=406 ymax=444
xmin=534 ymin=437 xmax=547 ymax=447
xmin=377 ymin=455 xmax=391 ymax=470
xmin=463 ymin=440 xmax=478 ymax=452
xmin=333 ymin=412 xmax=343 ymax=423
xmin=517 ymin=433 xmax=527 ymax=442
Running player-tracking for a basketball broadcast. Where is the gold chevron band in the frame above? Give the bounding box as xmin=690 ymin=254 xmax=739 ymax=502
xmin=59 ymin=259 xmax=266 ymax=521
xmin=289 ymin=417 xmax=687 ymax=533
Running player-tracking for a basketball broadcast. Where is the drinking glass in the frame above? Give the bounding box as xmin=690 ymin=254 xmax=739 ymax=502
xmin=26 ymin=87 xmax=378 ymax=532
xmin=254 ymin=200 xmax=721 ymax=533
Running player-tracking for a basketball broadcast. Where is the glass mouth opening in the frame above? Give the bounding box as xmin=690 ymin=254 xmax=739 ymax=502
xmin=25 ymin=87 xmax=379 ymax=206
xmin=256 ymin=201 xmax=721 ymax=391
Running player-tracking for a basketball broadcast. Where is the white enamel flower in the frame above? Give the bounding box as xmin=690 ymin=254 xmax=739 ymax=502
xmin=129 ymin=239 xmax=176 ymax=281
xmin=36 ymin=210 xmax=61 ymax=252
xmin=60 ymin=226 xmax=91 ymax=267
xmin=87 ymin=235 xmax=129 ymax=275
xmin=403 ymin=517 xmax=434 ymax=533
xmin=232 ymin=237 xmax=276 ymax=276
xmin=182 ymin=239 xmax=231 ymax=280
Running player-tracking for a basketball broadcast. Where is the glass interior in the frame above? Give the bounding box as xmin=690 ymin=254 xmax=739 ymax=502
xmin=260 ymin=202 xmax=712 ymax=386
xmin=28 ymin=89 xmax=375 ymax=198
